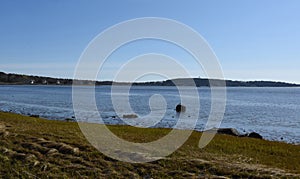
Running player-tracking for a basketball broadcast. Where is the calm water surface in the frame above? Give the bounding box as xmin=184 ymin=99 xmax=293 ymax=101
xmin=0 ymin=85 xmax=299 ymax=144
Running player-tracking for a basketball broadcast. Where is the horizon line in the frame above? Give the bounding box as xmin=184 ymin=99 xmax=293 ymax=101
xmin=1 ymin=71 xmax=299 ymax=85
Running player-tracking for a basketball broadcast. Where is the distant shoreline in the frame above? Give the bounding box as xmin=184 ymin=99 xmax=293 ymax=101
xmin=1 ymin=71 xmax=299 ymax=87
xmin=0 ymin=84 xmax=300 ymax=88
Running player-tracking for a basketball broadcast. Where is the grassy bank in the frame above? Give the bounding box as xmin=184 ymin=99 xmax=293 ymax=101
xmin=0 ymin=111 xmax=299 ymax=178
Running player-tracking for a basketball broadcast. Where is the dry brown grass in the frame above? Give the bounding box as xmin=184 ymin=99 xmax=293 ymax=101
xmin=0 ymin=111 xmax=299 ymax=178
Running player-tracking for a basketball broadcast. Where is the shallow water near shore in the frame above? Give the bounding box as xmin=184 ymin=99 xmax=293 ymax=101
xmin=0 ymin=85 xmax=299 ymax=144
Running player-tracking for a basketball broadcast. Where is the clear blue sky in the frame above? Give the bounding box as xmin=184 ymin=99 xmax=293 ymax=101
xmin=0 ymin=0 xmax=299 ymax=83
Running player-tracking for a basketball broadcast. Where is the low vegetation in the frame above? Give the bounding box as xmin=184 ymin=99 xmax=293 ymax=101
xmin=0 ymin=111 xmax=299 ymax=178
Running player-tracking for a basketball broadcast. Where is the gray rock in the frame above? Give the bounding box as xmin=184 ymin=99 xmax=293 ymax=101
xmin=216 ymin=128 xmax=241 ymax=136
xmin=176 ymin=104 xmax=186 ymax=113
xmin=123 ymin=114 xmax=138 ymax=118
xmin=247 ymin=132 xmax=263 ymax=139
xmin=65 ymin=118 xmax=75 ymax=122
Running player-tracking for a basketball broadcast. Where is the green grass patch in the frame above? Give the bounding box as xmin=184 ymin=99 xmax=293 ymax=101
xmin=0 ymin=111 xmax=299 ymax=178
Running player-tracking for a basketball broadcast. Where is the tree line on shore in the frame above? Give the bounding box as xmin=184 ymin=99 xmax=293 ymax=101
xmin=0 ymin=71 xmax=298 ymax=87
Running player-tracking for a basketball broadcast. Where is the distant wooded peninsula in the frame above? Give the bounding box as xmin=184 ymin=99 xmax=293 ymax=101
xmin=0 ymin=71 xmax=299 ymax=87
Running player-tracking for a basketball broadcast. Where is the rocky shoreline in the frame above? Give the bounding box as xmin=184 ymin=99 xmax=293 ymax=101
xmin=3 ymin=109 xmax=299 ymax=145
xmin=208 ymin=128 xmax=263 ymax=139
xmin=1 ymin=111 xmax=300 ymax=178
xmin=23 ymin=111 xmax=266 ymax=141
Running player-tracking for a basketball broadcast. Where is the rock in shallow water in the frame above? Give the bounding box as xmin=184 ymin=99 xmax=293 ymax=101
xmin=205 ymin=128 xmax=263 ymax=139
xmin=216 ymin=128 xmax=241 ymax=136
xmin=176 ymin=104 xmax=186 ymax=113
xmin=123 ymin=114 xmax=138 ymax=119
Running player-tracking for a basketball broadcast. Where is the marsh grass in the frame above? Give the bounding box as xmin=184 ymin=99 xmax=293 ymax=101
xmin=0 ymin=111 xmax=299 ymax=178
